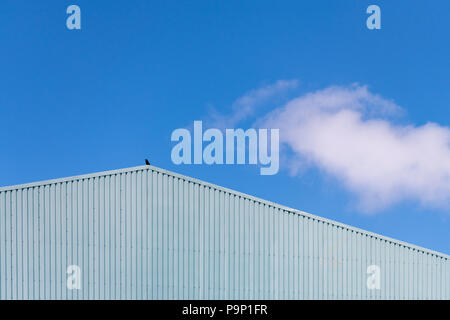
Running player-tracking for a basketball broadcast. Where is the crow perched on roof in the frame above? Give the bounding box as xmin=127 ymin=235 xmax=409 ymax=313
xmin=145 ymin=159 xmax=150 ymax=166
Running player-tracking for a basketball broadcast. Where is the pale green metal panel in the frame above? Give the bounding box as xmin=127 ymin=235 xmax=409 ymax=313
xmin=0 ymin=165 xmax=449 ymax=299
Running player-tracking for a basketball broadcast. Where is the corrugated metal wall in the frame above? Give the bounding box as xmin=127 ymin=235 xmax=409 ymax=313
xmin=1 ymin=166 xmax=449 ymax=299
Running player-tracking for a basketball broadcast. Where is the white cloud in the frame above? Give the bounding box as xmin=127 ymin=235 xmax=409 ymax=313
xmin=209 ymin=79 xmax=298 ymax=128
xmin=260 ymin=84 xmax=450 ymax=212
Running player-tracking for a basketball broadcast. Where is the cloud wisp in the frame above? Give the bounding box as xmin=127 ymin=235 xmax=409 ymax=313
xmin=259 ymin=84 xmax=450 ymax=212
xmin=208 ymin=79 xmax=298 ymax=128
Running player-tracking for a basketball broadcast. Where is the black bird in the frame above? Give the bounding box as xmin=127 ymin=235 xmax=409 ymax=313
xmin=145 ymin=159 xmax=150 ymax=166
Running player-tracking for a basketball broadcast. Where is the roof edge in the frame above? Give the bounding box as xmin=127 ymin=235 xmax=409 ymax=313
xmin=1 ymin=164 xmax=449 ymax=260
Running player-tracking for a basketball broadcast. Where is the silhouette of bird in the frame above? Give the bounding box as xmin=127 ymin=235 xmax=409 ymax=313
xmin=145 ymin=159 xmax=150 ymax=166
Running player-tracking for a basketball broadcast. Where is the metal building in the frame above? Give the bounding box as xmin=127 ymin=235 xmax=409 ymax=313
xmin=0 ymin=165 xmax=449 ymax=300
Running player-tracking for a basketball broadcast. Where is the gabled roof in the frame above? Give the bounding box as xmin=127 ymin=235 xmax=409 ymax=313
xmin=1 ymin=164 xmax=449 ymax=260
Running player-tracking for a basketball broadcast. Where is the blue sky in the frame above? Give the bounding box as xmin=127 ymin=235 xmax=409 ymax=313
xmin=1 ymin=1 xmax=450 ymax=254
